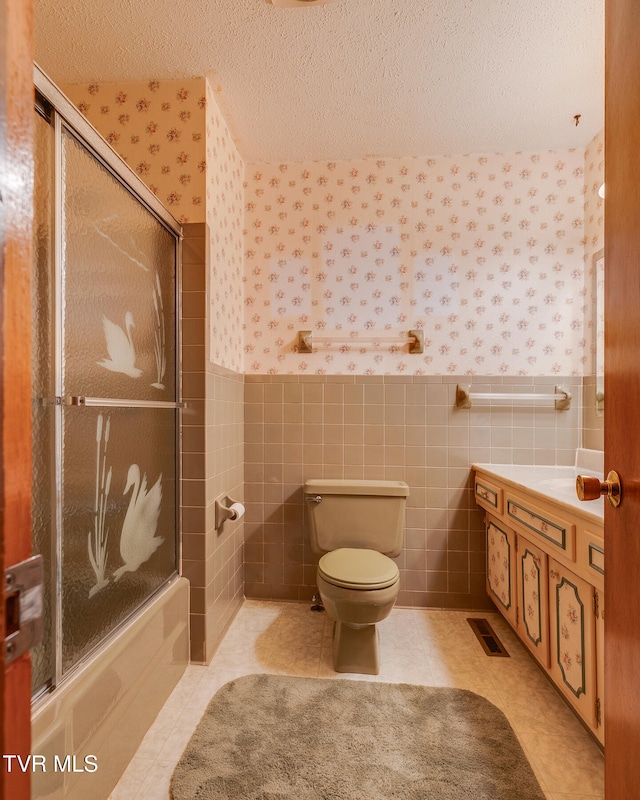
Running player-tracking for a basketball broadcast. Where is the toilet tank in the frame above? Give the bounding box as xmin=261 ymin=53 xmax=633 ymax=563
xmin=304 ymin=479 xmax=409 ymax=557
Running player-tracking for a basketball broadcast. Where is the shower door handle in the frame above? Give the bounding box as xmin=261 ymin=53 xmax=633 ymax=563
xmin=65 ymin=396 xmax=187 ymax=409
xmin=37 ymin=397 xmax=187 ymax=409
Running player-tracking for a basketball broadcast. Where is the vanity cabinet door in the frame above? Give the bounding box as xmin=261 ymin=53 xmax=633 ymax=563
xmin=485 ymin=515 xmax=517 ymax=628
xmin=516 ymin=535 xmax=550 ymax=668
xmin=548 ymin=558 xmax=597 ymax=729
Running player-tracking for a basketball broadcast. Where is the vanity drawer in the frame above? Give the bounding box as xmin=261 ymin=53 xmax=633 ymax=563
xmin=474 ymin=474 xmax=504 ymax=515
xmin=577 ymin=526 xmax=605 ymax=587
xmin=506 ymin=496 xmax=576 ymax=561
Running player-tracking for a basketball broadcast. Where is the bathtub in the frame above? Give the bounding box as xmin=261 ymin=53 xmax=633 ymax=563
xmin=31 ymin=576 xmax=189 ymax=799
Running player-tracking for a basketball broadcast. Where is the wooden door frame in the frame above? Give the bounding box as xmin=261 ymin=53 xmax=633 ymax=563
xmin=0 ymin=1 xmax=35 ymax=798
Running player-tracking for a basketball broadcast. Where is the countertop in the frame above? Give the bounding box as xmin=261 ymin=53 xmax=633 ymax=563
xmin=472 ymin=462 xmax=605 ymax=524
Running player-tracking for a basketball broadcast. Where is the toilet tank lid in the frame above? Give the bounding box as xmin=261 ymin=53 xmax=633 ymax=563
xmin=304 ymin=479 xmax=409 ymax=497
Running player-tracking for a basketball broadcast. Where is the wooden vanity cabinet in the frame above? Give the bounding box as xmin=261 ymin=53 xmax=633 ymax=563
xmin=516 ymin=535 xmax=550 ymax=669
xmin=548 ymin=557 xmax=598 ymax=728
xmin=485 ymin=515 xmax=517 ymax=628
xmin=485 ymin=515 xmax=551 ymax=667
xmin=474 ymin=468 xmax=604 ymax=744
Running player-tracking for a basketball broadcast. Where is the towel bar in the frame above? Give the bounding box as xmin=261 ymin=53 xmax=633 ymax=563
xmin=455 ymin=384 xmax=571 ymax=411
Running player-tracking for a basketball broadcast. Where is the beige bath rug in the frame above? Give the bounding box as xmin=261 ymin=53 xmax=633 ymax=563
xmin=171 ymin=673 xmax=545 ymax=799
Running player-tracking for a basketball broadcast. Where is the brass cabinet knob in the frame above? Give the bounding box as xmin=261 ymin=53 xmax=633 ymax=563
xmin=576 ymin=470 xmax=622 ymax=508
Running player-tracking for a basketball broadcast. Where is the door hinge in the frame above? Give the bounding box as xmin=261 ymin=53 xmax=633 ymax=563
xmin=5 ymin=555 xmax=44 ymax=665
xmin=593 ymin=590 xmax=600 ymax=619
xmin=595 ymin=697 xmax=602 ymax=726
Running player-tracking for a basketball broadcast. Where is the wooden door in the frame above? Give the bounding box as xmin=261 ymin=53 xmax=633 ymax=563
xmin=604 ymin=0 xmax=640 ymax=793
xmin=0 ymin=1 xmax=35 ymax=799
xmin=596 ymin=591 xmax=605 ymax=745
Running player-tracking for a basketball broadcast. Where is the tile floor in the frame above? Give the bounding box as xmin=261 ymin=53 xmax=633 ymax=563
xmin=110 ymin=600 xmax=604 ymax=799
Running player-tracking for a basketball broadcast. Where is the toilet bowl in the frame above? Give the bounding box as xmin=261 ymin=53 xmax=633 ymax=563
xmin=304 ymin=479 xmax=409 ymax=675
xmin=317 ymin=547 xmax=400 ymax=674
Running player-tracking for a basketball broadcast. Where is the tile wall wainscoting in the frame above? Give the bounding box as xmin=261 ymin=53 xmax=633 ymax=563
xmin=243 ymin=374 xmax=584 ymax=610
xmin=182 ymin=223 xmax=244 ymax=663
xmin=581 ymin=375 xmax=604 ymax=451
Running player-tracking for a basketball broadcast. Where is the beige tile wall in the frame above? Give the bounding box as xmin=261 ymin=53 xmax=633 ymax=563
xmin=243 ymin=374 xmax=584 ymax=610
xmin=181 ymin=222 xmax=244 ymax=663
xmin=582 ymin=375 xmax=604 ymax=452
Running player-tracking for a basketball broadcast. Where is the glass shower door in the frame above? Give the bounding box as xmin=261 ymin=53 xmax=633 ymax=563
xmin=31 ymin=82 xmax=182 ymax=694
xmin=31 ymin=96 xmax=56 ymax=696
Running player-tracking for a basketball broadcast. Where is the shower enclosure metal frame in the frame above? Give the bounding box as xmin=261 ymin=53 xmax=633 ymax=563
xmin=32 ymin=64 xmax=184 ymax=699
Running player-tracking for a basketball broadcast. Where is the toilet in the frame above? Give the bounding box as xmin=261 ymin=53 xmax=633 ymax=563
xmin=304 ymin=478 xmax=409 ymax=675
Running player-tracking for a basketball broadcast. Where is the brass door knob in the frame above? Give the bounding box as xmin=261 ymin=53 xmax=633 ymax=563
xmin=576 ymin=470 xmax=622 ymax=508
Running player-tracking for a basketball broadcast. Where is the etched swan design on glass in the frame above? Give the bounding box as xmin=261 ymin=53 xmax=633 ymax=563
xmin=151 ymin=272 xmax=166 ymax=390
xmin=97 ymin=311 xmax=142 ymax=378
xmin=88 ymin=413 xmax=112 ymax=598
xmin=113 ymin=464 xmax=163 ymax=581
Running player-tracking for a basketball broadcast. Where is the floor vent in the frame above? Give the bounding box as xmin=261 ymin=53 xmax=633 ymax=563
xmin=467 ymin=617 xmax=510 ymax=657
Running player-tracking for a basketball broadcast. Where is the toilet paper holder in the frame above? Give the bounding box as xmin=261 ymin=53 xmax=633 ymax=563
xmin=215 ymin=495 xmax=245 ymax=529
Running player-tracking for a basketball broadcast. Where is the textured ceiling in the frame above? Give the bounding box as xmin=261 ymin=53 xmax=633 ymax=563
xmin=34 ymin=0 xmax=604 ymax=164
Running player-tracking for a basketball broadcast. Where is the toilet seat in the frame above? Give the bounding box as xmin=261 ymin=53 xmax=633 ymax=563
xmin=318 ymin=547 xmax=399 ymax=590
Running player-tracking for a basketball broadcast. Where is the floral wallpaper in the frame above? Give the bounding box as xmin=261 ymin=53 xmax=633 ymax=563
xmin=206 ymin=82 xmax=245 ymax=372
xmin=65 ymin=76 xmax=602 ymax=378
xmin=583 ymin=130 xmax=605 ymax=375
xmin=583 ymin=130 xmax=605 ymax=262
xmin=243 ymin=149 xmax=587 ymax=375
xmin=64 ymin=78 xmax=207 ymax=224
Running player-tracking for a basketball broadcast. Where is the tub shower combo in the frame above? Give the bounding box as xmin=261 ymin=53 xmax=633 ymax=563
xmin=30 ymin=67 xmax=189 ymax=799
